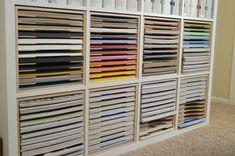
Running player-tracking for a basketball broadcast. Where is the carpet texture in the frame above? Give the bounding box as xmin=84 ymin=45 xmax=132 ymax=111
xmin=122 ymin=103 xmax=235 ymax=156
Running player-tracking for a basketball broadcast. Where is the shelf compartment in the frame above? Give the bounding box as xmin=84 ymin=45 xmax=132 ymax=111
xmin=182 ymin=20 xmax=212 ymax=74
xmin=18 ymin=91 xmax=85 ymax=156
xmin=89 ymin=85 xmax=137 ymax=153
xmin=140 ymin=79 xmax=177 ymax=139
xmin=143 ymin=17 xmax=180 ymax=76
xmin=16 ymin=7 xmax=85 ymax=90
xmin=90 ymin=13 xmax=139 ymax=83
xmin=178 ymin=75 xmax=208 ymax=129
xmin=140 ymin=116 xmax=175 ymax=140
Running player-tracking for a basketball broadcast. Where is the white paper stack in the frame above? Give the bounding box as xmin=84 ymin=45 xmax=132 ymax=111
xmin=178 ymin=76 xmax=208 ymax=128
xmin=103 ymin=0 xmax=115 ymax=9
xmin=180 ymin=76 xmax=208 ymax=104
xmin=140 ymin=80 xmax=177 ymax=139
xmin=67 ymin=0 xmax=84 ymax=6
xmin=115 ymin=0 xmax=127 ymax=11
xmin=162 ymin=0 xmax=171 ymax=15
xmin=153 ymin=0 xmax=162 ymax=14
xmin=91 ymin=0 xmax=103 ymax=8
xmin=89 ymin=86 xmax=136 ymax=153
xmin=19 ymin=92 xmax=85 ymax=156
xmin=127 ymin=0 xmax=138 ymax=11
xmin=144 ymin=0 xmax=153 ymax=13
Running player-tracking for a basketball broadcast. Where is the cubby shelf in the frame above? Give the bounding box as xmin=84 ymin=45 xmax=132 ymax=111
xmin=0 ymin=0 xmax=218 ymax=156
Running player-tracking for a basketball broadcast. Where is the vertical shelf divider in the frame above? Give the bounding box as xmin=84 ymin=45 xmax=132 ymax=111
xmin=85 ymin=0 xmax=91 ymax=154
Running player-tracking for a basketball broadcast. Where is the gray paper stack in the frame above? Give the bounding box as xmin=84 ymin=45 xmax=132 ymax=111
xmin=140 ymin=80 xmax=177 ymax=140
xmin=89 ymin=85 xmax=136 ymax=153
xmin=19 ymin=92 xmax=85 ymax=156
xmin=178 ymin=76 xmax=208 ymax=128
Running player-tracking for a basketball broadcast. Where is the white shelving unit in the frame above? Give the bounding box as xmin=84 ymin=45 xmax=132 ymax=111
xmin=0 ymin=0 xmax=218 ymax=156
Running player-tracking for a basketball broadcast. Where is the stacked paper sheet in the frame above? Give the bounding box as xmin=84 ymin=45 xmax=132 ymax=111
xmin=89 ymin=85 xmax=136 ymax=153
xmin=182 ymin=21 xmax=212 ymax=73
xmin=90 ymin=14 xmax=139 ymax=83
xmin=178 ymin=76 xmax=208 ymax=128
xmin=140 ymin=116 xmax=175 ymax=140
xmin=17 ymin=8 xmax=85 ymax=90
xmin=143 ymin=17 xmax=180 ymax=76
xmin=140 ymin=80 xmax=177 ymax=139
xmin=19 ymin=92 xmax=84 ymax=156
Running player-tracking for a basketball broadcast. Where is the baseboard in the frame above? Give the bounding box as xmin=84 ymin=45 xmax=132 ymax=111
xmin=212 ymin=96 xmax=230 ymax=105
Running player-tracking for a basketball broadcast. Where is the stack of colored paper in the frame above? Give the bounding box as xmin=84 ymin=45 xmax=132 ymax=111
xmin=19 ymin=92 xmax=84 ymax=156
xmin=89 ymin=85 xmax=136 ymax=153
xmin=182 ymin=21 xmax=212 ymax=73
xmin=178 ymin=76 xmax=208 ymax=128
xmin=17 ymin=8 xmax=85 ymax=90
xmin=90 ymin=14 xmax=139 ymax=83
xmin=143 ymin=17 xmax=180 ymax=76
xmin=140 ymin=79 xmax=177 ymax=139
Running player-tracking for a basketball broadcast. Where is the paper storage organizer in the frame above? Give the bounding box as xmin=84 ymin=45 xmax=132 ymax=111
xmin=18 ymin=91 xmax=85 ymax=156
xmin=178 ymin=75 xmax=208 ymax=128
xmin=0 ymin=0 xmax=218 ymax=156
xmin=143 ymin=17 xmax=180 ymax=76
xmin=16 ymin=7 xmax=85 ymax=90
xmin=90 ymin=13 xmax=139 ymax=83
xmin=182 ymin=20 xmax=212 ymax=73
xmin=89 ymin=85 xmax=137 ymax=154
xmin=140 ymin=79 xmax=177 ymax=140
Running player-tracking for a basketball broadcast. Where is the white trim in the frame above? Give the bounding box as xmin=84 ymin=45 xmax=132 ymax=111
xmin=212 ymin=96 xmax=230 ymax=105
xmin=229 ymin=25 xmax=235 ymax=105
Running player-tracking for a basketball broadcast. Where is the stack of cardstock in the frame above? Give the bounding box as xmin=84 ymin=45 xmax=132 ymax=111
xmin=89 ymin=85 xmax=136 ymax=153
xmin=143 ymin=17 xmax=180 ymax=76
xmin=140 ymin=116 xmax=175 ymax=140
xmin=19 ymin=92 xmax=84 ymax=156
xmin=90 ymin=14 xmax=138 ymax=83
xmin=17 ymin=8 xmax=84 ymax=90
xmin=178 ymin=76 xmax=208 ymax=128
xmin=182 ymin=21 xmax=212 ymax=73
xmin=140 ymin=80 xmax=177 ymax=139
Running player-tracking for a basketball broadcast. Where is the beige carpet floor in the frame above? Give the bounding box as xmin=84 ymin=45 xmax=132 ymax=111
xmin=122 ymin=103 xmax=235 ymax=156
